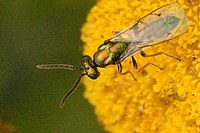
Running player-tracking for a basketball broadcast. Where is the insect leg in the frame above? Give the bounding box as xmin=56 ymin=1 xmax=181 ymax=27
xmin=117 ymin=61 xmax=122 ymax=73
xmin=137 ymin=62 xmax=163 ymax=73
xmin=140 ymin=50 xmax=181 ymax=61
xmin=136 ymin=50 xmax=181 ymax=72
xmin=117 ymin=62 xmax=137 ymax=81
xmin=131 ymin=56 xmax=138 ymax=70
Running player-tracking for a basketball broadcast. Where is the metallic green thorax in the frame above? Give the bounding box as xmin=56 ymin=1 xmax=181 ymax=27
xmin=93 ymin=41 xmax=129 ymax=67
xmin=81 ymin=41 xmax=129 ymax=79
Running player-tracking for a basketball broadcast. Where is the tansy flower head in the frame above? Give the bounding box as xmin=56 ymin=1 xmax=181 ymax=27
xmin=81 ymin=0 xmax=200 ymax=132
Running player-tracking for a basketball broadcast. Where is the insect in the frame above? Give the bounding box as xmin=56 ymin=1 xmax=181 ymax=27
xmin=37 ymin=2 xmax=189 ymax=108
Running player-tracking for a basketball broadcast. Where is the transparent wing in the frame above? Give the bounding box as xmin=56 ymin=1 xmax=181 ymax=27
xmin=109 ymin=3 xmax=189 ymax=61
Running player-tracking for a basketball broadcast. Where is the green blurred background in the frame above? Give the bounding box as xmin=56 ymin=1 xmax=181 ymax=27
xmin=0 ymin=0 xmax=106 ymax=132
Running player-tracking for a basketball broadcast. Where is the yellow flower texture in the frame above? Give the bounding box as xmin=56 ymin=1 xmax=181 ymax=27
xmin=81 ymin=0 xmax=200 ymax=132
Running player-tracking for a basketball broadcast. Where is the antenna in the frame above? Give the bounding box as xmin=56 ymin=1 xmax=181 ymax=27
xmin=60 ymin=73 xmax=87 ymax=108
xmin=36 ymin=63 xmax=86 ymax=108
xmin=36 ymin=64 xmax=83 ymax=71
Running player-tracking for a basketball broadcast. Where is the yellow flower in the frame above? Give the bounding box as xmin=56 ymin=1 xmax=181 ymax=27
xmin=81 ymin=0 xmax=200 ymax=132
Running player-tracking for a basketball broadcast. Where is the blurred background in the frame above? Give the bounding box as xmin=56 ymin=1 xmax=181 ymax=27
xmin=0 ymin=0 xmax=106 ymax=132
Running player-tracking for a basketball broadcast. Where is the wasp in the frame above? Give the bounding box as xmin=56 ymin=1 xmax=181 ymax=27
xmin=37 ymin=2 xmax=189 ymax=108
